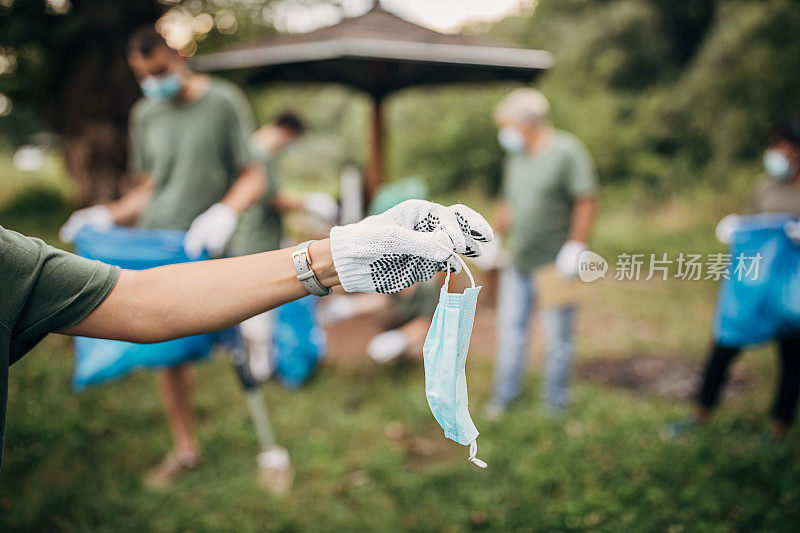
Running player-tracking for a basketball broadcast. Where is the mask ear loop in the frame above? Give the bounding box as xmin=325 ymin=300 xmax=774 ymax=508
xmin=469 ymin=440 xmax=487 ymax=469
xmin=434 ymin=229 xmax=485 ymax=468
xmin=434 ymin=229 xmax=476 ymax=290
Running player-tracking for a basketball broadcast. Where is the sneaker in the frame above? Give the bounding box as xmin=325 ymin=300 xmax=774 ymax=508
xmin=143 ymin=451 xmax=200 ymax=489
xmin=661 ymin=417 xmax=697 ymax=440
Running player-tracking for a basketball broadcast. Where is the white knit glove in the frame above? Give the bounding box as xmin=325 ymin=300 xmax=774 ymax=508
xmin=715 ymin=214 xmax=741 ymax=244
xmin=184 ymin=203 xmax=239 ymax=259
xmin=555 ymin=240 xmax=586 ymax=279
xmin=329 ymin=200 xmax=493 ymax=293
xmin=58 ymin=205 xmax=113 ymax=242
xmin=303 ymin=192 xmax=339 ymax=224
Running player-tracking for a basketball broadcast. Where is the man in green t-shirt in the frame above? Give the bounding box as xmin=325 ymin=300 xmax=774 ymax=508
xmin=1 ymin=200 xmax=494 ymax=472
xmin=486 ymin=89 xmax=599 ymax=419
xmin=58 ymin=26 xmax=270 ymax=485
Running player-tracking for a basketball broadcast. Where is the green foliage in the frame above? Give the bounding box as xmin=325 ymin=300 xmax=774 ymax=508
xmin=463 ymin=0 xmax=800 ymax=197
xmin=388 ymin=86 xmax=508 ymax=195
xmin=2 ymin=0 xmax=798 ymax=201
xmin=665 ymin=0 xmax=800 ymax=178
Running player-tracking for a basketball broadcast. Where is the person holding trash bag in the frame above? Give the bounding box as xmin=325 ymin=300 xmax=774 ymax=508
xmin=485 ymin=89 xmax=599 ymax=419
xmin=59 ymin=26 xmax=289 ymax=486
xmin=667 ymin=116 xmax=800 ymax=441
xmin=1 ymin=199 xmax=493 ymax=472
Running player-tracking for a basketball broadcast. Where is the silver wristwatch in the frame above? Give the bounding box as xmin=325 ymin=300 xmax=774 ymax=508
xmin=292 ymin=240 xmax=332 ymax=297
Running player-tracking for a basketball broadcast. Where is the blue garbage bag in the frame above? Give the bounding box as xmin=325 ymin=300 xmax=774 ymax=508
xmin=71 ymin=226 xmax=218 ymax=391
xmin=713 ymin=213 xmax=800 ymax=347
xmin=273 ymin=295 xmax=326 ymax=388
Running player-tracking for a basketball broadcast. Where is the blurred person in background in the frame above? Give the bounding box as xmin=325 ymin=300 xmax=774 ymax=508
xmin=668 ymin=116 xmax=800 ymax=441
xmin=59 ymin=25 xmax=271 ymax=487
xmin=486 ymin=89 xmax=599 ymax=419
xmin=229 ymin=110 xmax=338 ymax=381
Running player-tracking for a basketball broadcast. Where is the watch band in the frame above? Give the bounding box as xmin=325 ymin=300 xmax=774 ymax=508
xmin=292 ymin=240 xmax=332 ymax=297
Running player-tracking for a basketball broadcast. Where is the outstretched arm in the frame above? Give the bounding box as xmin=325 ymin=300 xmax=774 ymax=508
xmin=60 ymin=200 xmax=493 ymax=343
xmin=60 ymin=240 xmax=337 ymax=343
xmin=567 ymin=195 xmax=598 ymax=243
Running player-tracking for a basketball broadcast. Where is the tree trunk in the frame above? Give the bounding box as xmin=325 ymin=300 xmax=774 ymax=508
xmin=51 ymin=0 xmax=159 ymax=206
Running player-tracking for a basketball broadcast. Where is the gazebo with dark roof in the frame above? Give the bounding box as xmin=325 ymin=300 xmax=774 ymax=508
xmin=192 ymin=3 xmax=552 ymax=197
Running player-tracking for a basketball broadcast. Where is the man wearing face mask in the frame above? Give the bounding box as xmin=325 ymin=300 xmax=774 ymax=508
xmin=59 ymin=26 xmax=270 ymax=486
xmin=486 ymin=89 xmax=599 ymax=419
xmin=670 ymin=116 xmax=800 ymax=441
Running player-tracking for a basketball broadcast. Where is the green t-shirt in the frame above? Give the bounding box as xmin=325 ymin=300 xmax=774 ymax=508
xmin=130 ymin=78 xmax=256 ymax=230
xmin=0 ymin=226 xmax=120 ymax=468
xmin=228 ymin=146 xmax=283 ymax=255
xmin=502 ymin=130 xmax=598 ymax=273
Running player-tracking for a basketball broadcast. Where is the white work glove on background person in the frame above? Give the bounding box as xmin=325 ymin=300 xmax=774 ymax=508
xmin=329 ymin=199 xmax=493 ymax=293
xmin=58 ymin=205 xmax=113 ymax=243
xmin=715 ymin=214 xmax=741 ymax=245
xmin=303 ymin=192 xmax=339 ymax=224
xmin=184 ymin=203 xmax=238 ymax=259
xmin=785 ymin=219 xmax=800 ymax=245
xmin=555 ymin=240 xmax=587 ymax=279
xmin=471 ymin=235 xmax=503 ymax=271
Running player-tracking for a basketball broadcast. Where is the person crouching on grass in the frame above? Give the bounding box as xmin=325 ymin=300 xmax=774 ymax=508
xmin=1 ymin=200 xmax=493 ymax=474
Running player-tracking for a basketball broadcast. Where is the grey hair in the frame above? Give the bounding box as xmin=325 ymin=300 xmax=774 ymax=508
xmin=494 ymin=88 xmax=550 ymax=125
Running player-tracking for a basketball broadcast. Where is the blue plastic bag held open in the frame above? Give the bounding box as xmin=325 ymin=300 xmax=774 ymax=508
xmin=272 ymin=295 xmax=326 ymax=388
xmin=71 ymin=226 xmax=218 ymax=391
xmin=713 ymin=213 xmax=800 ymax=348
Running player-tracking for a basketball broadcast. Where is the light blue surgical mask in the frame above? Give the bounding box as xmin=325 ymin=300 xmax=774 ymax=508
xmin=422 ymin=250 xmax=487 ymax=468
xmin=140 ymin=72 xmax=182 ymax=101
xmin=497 ymin=127 xmax=526 ymax=154
xmin=764 ymin=149 xmax=794 ymax=181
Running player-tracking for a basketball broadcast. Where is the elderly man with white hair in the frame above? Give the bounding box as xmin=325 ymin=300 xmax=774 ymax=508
xmin=486 ymin=88 xmax=599 ymax=418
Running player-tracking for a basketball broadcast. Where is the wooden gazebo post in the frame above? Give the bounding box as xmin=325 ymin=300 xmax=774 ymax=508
xmin=365 ymin=94 xmax=385 ymax=201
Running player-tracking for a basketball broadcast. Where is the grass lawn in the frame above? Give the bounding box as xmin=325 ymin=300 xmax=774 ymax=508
xmin=1 ymin=160 xmax=799 ymax=531
xmin=3 ymin=337 xmax=800 ymax=531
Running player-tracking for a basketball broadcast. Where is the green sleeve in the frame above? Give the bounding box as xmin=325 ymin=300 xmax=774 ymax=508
xmin=223 ymin=87 xmax=257 ymax=176
xmin=129 ymin=101 xmax=148 ymax=174
xmin=261 ymin=152 xmax=280 ymax=203
xmin=500 ymin=158 xmax=512 ymax=202
xmin=564 ymin=139 xmax=598 ymax=199
xmin=0 ymin=227 xmax=120 ymax=364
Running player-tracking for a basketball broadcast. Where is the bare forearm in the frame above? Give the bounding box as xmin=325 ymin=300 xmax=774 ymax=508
xmin=61 ymin=240 xmax=339 ymax=343
xmin=567 ymin=196 xmax=598 ymax=243
xmin=492 ymin=201 xmax=511 ymax=236
xmin=106 ymin=178 xmax=154 ymax=225
xmin=270 ymin=192 xmax=305 ymax=213
xmin=221 ymin=164 xmax=267 ymax=214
